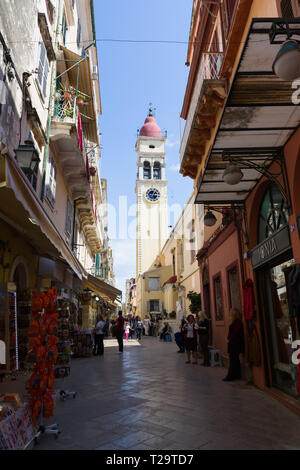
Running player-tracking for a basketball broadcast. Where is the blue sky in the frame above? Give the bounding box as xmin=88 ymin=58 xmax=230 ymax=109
xmin=94 ymin=0 xmax=194 ymax=296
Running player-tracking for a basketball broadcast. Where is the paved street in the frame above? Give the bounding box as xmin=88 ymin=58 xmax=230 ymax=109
xmin=35 ymin=336 xmax=300 ymax=450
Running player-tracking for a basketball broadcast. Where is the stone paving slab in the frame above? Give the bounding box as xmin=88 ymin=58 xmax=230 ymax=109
xmin=32 ymin=336 xmax=300 ymax=450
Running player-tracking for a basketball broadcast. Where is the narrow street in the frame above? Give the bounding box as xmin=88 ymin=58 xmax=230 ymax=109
xmin=35 ymin=337 xmax=300 ymax=451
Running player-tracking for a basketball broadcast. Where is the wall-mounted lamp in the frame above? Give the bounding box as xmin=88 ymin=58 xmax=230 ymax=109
xmin=269 ymin=19 xmax=300 ymax=81
xmin=222 ymin=163 xmax=243 ymax=186
xmin=204 ymin=210 xmax=217 ymax=227
xmin=14 ymin=138 xmax=40 ymax=178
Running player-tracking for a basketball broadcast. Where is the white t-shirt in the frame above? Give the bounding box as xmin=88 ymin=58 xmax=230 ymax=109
xmin=187 ymin=323 xmax=194 ymax=338
xmin=125 ymin=325 xmax=130 ymax=334
xmin=95 ymin=321 xmax=105 ymax=335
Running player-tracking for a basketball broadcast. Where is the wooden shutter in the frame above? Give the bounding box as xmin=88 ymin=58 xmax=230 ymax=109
xmin=65 ymin=198 xmax=73 ymax=235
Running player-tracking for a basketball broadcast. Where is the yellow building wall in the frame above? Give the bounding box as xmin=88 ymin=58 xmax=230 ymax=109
xmin=0 ymin=220 xmax=38 ymax=287
xmin=138 ymin=266 xmax=173 ymax=318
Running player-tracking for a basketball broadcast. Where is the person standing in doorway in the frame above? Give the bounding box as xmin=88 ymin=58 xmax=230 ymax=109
xmin=223 ymin=308 xmax=245 ymax=381
xmin=197 ymin=311 xmax=210 ymax=366
xmin=183 ymin=314 xmax=199 ymax=364
xmin=116 ymin=310 xmax=125 ymax=354
xmin=94 ymin=315 xmax=106 ymax=356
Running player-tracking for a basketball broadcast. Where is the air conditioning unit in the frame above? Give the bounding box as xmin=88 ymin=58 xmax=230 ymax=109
xmin=92 ymin=65 xmax=98 ymax=80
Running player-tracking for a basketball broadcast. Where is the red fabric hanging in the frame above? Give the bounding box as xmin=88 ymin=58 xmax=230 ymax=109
xmin=78 ymin=112 xmax=83 ymax=152
xmin=243 ymin=278 xmax=255 ymax=320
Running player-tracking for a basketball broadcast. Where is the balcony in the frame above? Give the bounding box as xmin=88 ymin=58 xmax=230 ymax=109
xmin=180 ymin=52 xmax=227 ymax=179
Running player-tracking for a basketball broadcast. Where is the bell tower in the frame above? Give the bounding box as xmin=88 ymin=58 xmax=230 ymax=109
xmin=135 ymin=107 xmax=168 ymax=277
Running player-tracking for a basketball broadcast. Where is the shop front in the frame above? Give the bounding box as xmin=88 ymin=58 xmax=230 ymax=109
xmin=250 ymin=184 xmax=299 ymax=402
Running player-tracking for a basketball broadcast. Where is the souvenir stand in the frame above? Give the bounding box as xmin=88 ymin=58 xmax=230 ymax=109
xmin=26 ymin=287 xmax=60 ymax=443
xmin=55 ymin=299 xmax=76 ymax=401
xmin=0 ymin=286 xmax=62 ymax=448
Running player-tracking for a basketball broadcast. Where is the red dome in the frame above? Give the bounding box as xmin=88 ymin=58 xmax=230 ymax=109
xmin=139 ymin=115 xmax=162 ymax=138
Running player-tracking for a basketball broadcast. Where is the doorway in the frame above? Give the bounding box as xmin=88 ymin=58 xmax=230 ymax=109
xmin=260 ymin=257 xmax=299 ymax=398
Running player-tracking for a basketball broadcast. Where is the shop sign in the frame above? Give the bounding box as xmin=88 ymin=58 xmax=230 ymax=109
xmin=251 ymin=225 xmax=291 ymax=269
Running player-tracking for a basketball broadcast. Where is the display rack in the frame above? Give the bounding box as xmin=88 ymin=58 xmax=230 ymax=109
xmin=0 ymin=283 xmax=18 ymax=375
xmin=55 ymin=299 xmax=77 ymax=402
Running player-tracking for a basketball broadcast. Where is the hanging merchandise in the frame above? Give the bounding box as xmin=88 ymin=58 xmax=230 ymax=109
xmin=55 ymin=299 xmax=76 ymax=401
xmin=27 ymin=288 xmax=59 ymax=427
xmin=243 ymin=278 xmax=255 ymax=320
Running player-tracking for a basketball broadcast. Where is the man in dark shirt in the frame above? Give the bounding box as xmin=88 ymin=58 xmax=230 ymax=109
xmin=115 ymin=310 xmax=125 ymax=353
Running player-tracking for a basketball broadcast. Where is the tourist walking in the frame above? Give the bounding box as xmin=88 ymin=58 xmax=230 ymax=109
xmin=125 ymin=322 xmax=130 ymax=342
xmin=94 ymin=315 xmax=106 ymax=356
xmin=115 ymin=310 xmax=125 ymax=353
xmin=183 ymin=314 xmax=199 ymax=364
xmin=129 ymin=315 xmax=136 ymax=339
xmin=197 ymin=311 xmax=210 ymax=366
xmin=223 ymin=308 xmax=245 ymax=381
xmin=135 ymin=317 xmax=144 ymax=340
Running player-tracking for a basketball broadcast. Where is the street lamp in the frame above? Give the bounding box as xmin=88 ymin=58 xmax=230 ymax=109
xmin=15 ymin=138 xmax=40 ymax=180
xmin=204 ymin=210 xmax=217 ymax=227
xmin=223 ymin=163 xmax=243 ymax=185
xmin=272 ymin=40 xmax=300 ymax=81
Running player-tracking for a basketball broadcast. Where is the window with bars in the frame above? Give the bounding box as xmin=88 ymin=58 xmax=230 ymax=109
xmin=65 ymin=197 xmax=73 ymax=236
xmin=37 ymin=38 xmax=49 ymax=98
xmin=45 ymin=152 xmax=57 ymax=207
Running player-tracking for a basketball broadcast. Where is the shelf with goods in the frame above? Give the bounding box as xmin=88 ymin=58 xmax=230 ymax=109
xmin=0 ymin=283 xmax=18 ymax=376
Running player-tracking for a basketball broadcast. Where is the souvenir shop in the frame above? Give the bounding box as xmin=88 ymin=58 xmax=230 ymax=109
xmin=0 ymin=257 xmax=120 ymax=449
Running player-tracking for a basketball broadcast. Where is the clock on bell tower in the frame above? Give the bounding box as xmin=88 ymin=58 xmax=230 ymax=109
xmin=135 ymin=107 xmax=168 ymax=277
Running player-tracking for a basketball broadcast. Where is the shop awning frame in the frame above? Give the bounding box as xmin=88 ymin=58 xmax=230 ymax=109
xmin=83 ymin=274 xmax=122 ymax=303
xmin=195 ymin=18 xmax=300 ymax=210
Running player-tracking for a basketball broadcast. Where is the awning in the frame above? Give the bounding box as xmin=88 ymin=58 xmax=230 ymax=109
xmin=58 ymin=45 xmax=97 ymax=143
xmin=195 ymin=18 xmax=300 ymax=205
xmin=0 ymin=154 xmax=84 ymax=279
xmin=82 ymin=274 xmax=122 ymax=302
xmin=163 ymin=275 xmax=177 ymax=287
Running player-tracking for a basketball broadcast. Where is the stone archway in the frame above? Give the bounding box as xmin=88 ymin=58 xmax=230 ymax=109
xmin=10 ymin=256 xmax=28 ymax=290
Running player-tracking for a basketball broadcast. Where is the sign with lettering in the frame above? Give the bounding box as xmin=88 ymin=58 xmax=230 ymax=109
xmin=251 ymin=225 xmax=291 ymax=269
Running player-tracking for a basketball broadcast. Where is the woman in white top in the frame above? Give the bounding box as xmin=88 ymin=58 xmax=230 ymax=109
xmin=183 ymin=314 xmax=199 ymax=364
xmin=125 ymin=322 xmax=130 ymax=342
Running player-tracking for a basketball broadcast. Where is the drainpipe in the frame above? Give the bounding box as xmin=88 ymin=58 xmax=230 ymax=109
xmin=40 ymin=0 xmax=62 ymax=202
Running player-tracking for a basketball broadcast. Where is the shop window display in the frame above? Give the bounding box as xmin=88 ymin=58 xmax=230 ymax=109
xmin=265 ymin=259 xmax=299 ymax=398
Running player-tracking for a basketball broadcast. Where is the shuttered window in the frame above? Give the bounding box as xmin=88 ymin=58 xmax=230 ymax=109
xmin=45 ymin=153 xmax=57 ymax=206
xmin=77 ymin=18 xmax=81 ymax=48
xmin=65 ymin=198 xmax=73 ymax=235
xmin=37 ymin=38 xmax=49 ymax=98
xmin=149 ymin=277 xmax=159 ymax=291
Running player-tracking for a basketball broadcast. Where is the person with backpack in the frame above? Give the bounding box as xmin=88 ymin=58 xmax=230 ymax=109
xmin=135 ymin=316 xmax=144 ymax=341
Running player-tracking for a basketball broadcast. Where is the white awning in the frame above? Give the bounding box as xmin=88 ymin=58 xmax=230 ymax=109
xmin=196 ymin=18 xmax=300 ymax=205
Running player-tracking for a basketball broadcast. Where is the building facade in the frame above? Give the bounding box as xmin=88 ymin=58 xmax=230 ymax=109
xmin=180 ymin=0 xmax=300 ymax=412
xmin=0 ymin=0 xmax=120 ymax=373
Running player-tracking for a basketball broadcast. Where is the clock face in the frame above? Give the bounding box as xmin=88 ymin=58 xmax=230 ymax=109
xmin=145 ymin=188 xmax=160 ymax=202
